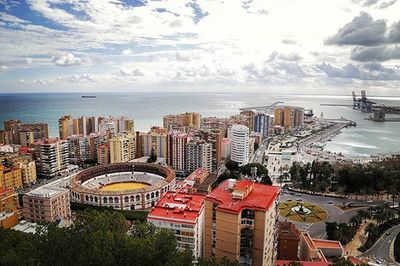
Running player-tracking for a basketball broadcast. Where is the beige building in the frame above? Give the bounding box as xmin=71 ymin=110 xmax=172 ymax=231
xmin=163 ymin=112 xmax=200 ymax=131
xmin=0 ymin=165 xmax=23 ymax=190
xmin=97 ymin=144 xmax=110 ymax=165
xmin=141 ymin=131 xmax=168 ymax=159
xmin=109 ymin=133 xmax=135 ymax=163
xmin=22 ymin=186 xmax=71 ymax=224
xmin=204 ymin=179 xmax=280 ymax=266
xmin=16 ymin=160 xmax=37 ymax=186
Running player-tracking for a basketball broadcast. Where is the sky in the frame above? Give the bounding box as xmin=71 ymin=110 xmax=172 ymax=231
xmin=0 ymin=0 xmax=399 ymax=94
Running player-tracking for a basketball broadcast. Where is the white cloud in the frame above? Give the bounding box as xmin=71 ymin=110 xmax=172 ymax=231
xmin=51 ymin=53 xmax=83 ymax=66
xmin=122 ymin=49 xmax=134 ymax=55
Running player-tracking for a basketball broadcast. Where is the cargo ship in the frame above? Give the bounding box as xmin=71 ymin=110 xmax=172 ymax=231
xmin=81 ymin=95 xmax=96 ymax=98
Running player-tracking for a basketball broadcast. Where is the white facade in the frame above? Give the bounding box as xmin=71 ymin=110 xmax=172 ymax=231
xmin=229 ymin=124 xmax=249 ymax=166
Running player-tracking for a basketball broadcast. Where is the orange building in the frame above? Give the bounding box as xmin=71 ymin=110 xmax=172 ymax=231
xmin=273 ymin=106 xmax=304 ymax=131
xmin=0 ymin=188 xmax=19 ymax=229
xmin=204 ymin=179 xmax=280 ymax=266
xmin=0 ymin=165 xmax=23 ymax=190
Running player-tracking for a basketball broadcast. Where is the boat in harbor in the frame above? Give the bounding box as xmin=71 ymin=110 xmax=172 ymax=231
xmin=81 ymin=95 xmax=96 ymax=98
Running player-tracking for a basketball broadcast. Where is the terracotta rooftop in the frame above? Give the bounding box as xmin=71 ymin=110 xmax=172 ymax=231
xmin=205 ymin=179 xmax=280 ymax=214
xmin=147 ymin=191 xmax=205 ymax=223
xmin=312 ymin=239 xmax=343 ymax=250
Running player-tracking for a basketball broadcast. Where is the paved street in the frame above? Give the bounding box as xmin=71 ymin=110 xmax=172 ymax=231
xmin=279 ymin=189 xmax=381 ymax=239
xmin=361 ymin=224 xmax=400 ymax=266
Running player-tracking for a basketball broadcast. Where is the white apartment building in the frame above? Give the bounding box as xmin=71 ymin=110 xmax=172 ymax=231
xmin=186 ymin=139 xmax=212 ymax=173
xmin=229 ymin=124 xmax=250 ymax=166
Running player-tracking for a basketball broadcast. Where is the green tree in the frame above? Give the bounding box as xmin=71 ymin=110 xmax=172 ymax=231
xmin=147 ymin=148 xmax=157 ymax=163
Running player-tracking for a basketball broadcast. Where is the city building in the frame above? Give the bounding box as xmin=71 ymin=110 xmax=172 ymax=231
xmin=193 ymin=129 xmax=222 ymax=171
xmin=221 ymin=138 xmax=230 ymax=159
xmin=141 ymin=131 xmax=168 ymax=159
xmin=22 ymin=186 xmax=71 ymax=224
xmin=99 ymin=116 xmax=134 ymax=135
xmin=4 ymin=119 xmax=21 ymax=144
xmin=109 ymin=133 xmax=135 ymax=163
xmin=254 ymin=113 xmax=272 ymax=138
xmin=277 ymin=221 xmax=300 ymax=260
xmin=298 ymin=232 xmax=343 ymax=262
xmin=20 ymin=123 xmax=49 ymax=141
xmin=163 ymin=112 xmax=201 ymax=131
xmin=273 ymin=106 xmax=304 ymax=131
xmin=176 ymin=168 xmax=218 ymax=195
xmin=0 ymin=188 xmax=19 ymax=229
xmin=204 ymin=179 xmax=280 ymax=266
xmin=19 ymin=130 xmax=35 ymax=146
xmin=0 ymin=165 xmax=23 ymax=189
xmin=97 ymin=144 xmax=110 ymax=165
xmin=34 ymin=139 xmax=69 ymax=178
xmin=229 ymin=124 xmax=250 ymax=166
xmin=15 ymin=159 xmax=37 ymax=186
xmin=186 ymin=139 xmax=212 ymax=173
xmin=0 ymin=130 xmax=13 ymax=145
xmin=67 ymin=135 xmax=90 ymax=164
xmin=59 ymin=115 xmax=74 ymax=140
xmin=147 ymin=191 xmax=205 ymax=258
xmin=167 ymin=131 xmax=188 ymax=175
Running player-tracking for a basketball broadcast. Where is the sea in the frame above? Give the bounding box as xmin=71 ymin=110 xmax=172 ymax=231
xmin=0 ymin=92 xmax=399 ymax=158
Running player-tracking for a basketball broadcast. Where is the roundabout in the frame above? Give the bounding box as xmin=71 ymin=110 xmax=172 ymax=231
xmin=279 ymin=201 xmax=328 ymax=223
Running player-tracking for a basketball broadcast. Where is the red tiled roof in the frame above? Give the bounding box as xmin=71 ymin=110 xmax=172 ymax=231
xmin=205 ymin=180 xmax=280 ymax=214
xmin=147 ymin=191 xmax=205 ymax=223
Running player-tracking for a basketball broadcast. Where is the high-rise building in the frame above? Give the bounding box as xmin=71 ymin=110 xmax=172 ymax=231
xmin=254 ymin=113 xmax=271 ymax=138
xmin=204 ymin=179 xmax=281 ymax=266
xmin=99 ymin=116 xmax=134 ymax=135
xmin=163 ymin=112 xmax=200 ymax=131
xmin=273 ymin=106 xmax=304 ymax=131
xmin=59 ymin=115 xmax=74 ymax=140
xmin=34 ymin=139 xmax=69 ymax=178
xmin=4 ymin=119 xmax=21 ymax=144
xmin=141 ymin=131 xmax=168 ymax=159
xmin=229 ymin=124 xmax=250 ymax=166
xmin=67 ymin=135 xmax=90 ymax=164
xmin=88 ymin=132 xmax=108 ymax=162
xmin=186 ymin=139 xmax=212 ymax=173
xmin=20 ymin=123 xmax=49 ymax=141
xmin=19 ymin=131 xmax=35 ymax=146
xmin=167 ymin=131 xmax=188 ymax=174
xmin=0 ymin=130 xmax=13 ymax=145
xmin=0 ymin=165 xmax=23 ymax=189
xmin=221 ymin=138 xmax=230 ymax=159
xmin=0 ymin=188 xmax=19 ymax=229
xmin=193 ymin=129 xmax=222 ymax=171
xmin=109 ymin=133 xmax=135 ymax=163
xmin=147 ymin=191 xmax=205 ymax=258
xmin=97 ymin=144 xmax=110 ymax=165
xmin=22 ymin=186 xmax=71 ymax=224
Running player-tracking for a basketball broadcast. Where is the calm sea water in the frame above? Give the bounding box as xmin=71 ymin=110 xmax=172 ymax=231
xmin=0 ymin=92 xmax=399 ymax=157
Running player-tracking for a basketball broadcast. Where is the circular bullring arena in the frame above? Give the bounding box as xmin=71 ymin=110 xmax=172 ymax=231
xmin=70 ymin=162 xmax=176 ymax=210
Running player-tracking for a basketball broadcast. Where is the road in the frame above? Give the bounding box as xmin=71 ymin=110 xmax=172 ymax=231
xmin=279 ymin=189 xmax=382 ymax=239
xmin=249 ymin=141 xmax=268 ymax=164
xmin=362 ymin=224 xmax=400 ymax=266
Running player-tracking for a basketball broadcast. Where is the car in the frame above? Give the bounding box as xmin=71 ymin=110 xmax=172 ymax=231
xmin=385 ymin=232 xmax=391 ymax=236
xmin=287 ymin=199 xmax=293 ymax=202
xmin=296 ymin=198 xmax=302 ymax=201
xmin=367 ymin=200 xmax=373 ymax=203
xmin=327 ymin=200 xmax=334 ymax=204
xmin=295 ymin=193 xmax=301 ymax=196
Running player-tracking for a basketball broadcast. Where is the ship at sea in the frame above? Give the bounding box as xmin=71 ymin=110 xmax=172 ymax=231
xmin=81 ymin=95 xmax=96 ymax=98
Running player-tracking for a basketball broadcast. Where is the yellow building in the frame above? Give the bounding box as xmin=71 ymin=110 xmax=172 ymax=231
xmin=109 ymin=133 xmax=135 ymax=163
xmin=204 ymin=179 xmax=280 ymax=266
xmin=19 ymin=131 xmax=35 ymax=146
xmin=16 ymin=160 xmax=37 ymax=186
xmin=59 ymin=115 xmax=74 ymax=140
xmin=273 ymin=106 xmax=304 ymax=131
xmin=0 ymin=166 xmax=23 ymax=190
xmin=0 ymin=188 xmax=19 ymax=229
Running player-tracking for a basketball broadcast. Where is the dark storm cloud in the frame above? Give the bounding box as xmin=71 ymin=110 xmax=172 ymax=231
xmin=351 ymin=45 xmax=400 ymax=61
xmin=317 ymin=62 xmax=400 ymax=80
xmin=325 ymin=12 xmax=387 ymax=46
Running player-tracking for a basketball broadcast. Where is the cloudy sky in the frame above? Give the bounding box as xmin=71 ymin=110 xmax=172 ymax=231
xmin=0 ymin=0 xmax=399 ymax=94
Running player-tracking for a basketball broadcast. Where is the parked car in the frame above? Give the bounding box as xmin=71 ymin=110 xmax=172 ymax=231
xmin=296 ymin=198 xmax=302 ymax=201
xmin=327 ymin=200 xmax=334 ymax=204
